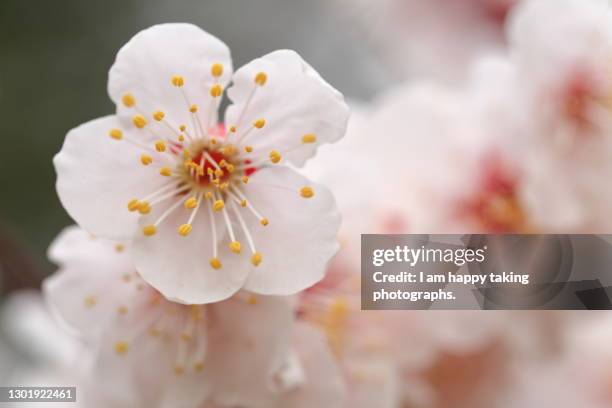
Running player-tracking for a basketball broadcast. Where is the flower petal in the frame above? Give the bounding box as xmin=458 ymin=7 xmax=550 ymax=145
xmin=54 ymin=115 xmax=168 ymax=240
xmin=131 ymin=200 xmax=249 ymax=304
xmin=225 ymin=50 xmax=349 ymax=167
xmin=44 ymin=226 xmax=139 ymax=338
xmin=240 ymin=166 xmax=341 ymax=295
xmin=206 ymin=294 xmax=295 ymax=407
xmin=108 ymin=23 xmax=232 ymax=133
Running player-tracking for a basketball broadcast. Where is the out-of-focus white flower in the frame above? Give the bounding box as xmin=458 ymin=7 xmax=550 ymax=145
xmin=44 ymin=226 xmax=297 ymax=408
xmin=54 ymin=23 xmax=348 ymax=304
xmin=503 ymin=0 xmax=612 ymax=231
xmin=327 ymin=0 xmax=522 ymax=83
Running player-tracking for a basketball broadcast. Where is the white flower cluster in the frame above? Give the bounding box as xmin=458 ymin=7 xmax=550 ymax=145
xmin=8 ymin=0 xmax=612 ymax=407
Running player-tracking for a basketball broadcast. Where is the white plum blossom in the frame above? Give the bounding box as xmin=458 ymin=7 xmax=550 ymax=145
xmin=54 ymin=23 xmax=349 ymax=304
xmin=44 ymin=226 xmax=299 ymax=408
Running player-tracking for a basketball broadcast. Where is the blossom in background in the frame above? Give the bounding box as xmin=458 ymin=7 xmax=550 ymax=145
xmin=44 ymin=225 xmax=305 ymax=407
xmin=54 ymin=23 xmax=348 ymax=304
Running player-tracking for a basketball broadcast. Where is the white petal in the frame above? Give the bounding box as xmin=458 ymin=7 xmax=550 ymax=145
xmin=54 ymin=116 xmax=168 ymax=240
xmin=241 ymin=166 xmax=341 ymax=295
xmin=206 ymin=294 xmax=295 ymax=407
xmin=273 ymin=323 xmax=346 ymax=408
xmin=131 ymin=200 xmax=249 ymax=304
xmin=43 ymin=226 xmax=138 ymax=338
xmin=108 ymin=23 xmax=232 ymax=132
xmin=225 ymin=50 xmax=349 ymax=167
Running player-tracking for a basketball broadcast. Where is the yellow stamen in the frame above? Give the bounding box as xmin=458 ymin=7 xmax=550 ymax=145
xmin=260 ymin=218 xmax=269 ymax=226
xmin=160 ymin=167 xmax=172 ymax=177
xmin=251 ymin=252 xmax=262 ymax=266
xmin=184 ymin=197 xmax=198 ymax=209
xmin=300 ymin=186 xmax=314 ymax=198
xmin=229 ymin=126 xmax=237 ymax=133
xmin=194 ymin=362 xmax=205 ymax=372
xmin=122 ymin=94 xmax=136 ymax=108
xmin=179 ymin=125 xmax=187 ymax=132
xmin=133 ymin=115 xmax=147 ymax=128
xmin=138 ymin=201 xmax=151 ymax=214
xmin=209 ymin=257 xmax=222 ymax=269
xmin=174 ymin=366 xmax=185 ymax=376
xmin=140 ymin=154 xmax=153 ymax=165
xmin=178 ymin=224 xmax=192 ymax=236
xmin=204 ymin=192 xmax=213 ymax=200
xmin=84 ymin=295 xmax=96 ymax=308
xmin=240 ymin=199 xmax=247 ymax=208
xmin=242 ymin=176 xmax=249 ymax=184
xmin=211 ymin=63 xmax=224 ymax=77
xmin=214 ymin=169 xmax=224 ymax=178
xmin=222 ymin=145 xmax=236 ymax=156
xmin=109 ymin=128 xmax=123 ymax=140
xmin=213 ymin=200 xmax=225 ymax=211
xmin=155 ymin=140 xmax=166 ymax=152
xmin=302 ymin=134 xmax=317 ymax=144
xmin=117 ymin=306 xmax=128 ymax=315
xmin=210 ymin=84 xmax=223 ymax=98
xmin=153 ymin=111 xmax=165 ymax=121
xmin=114 ymin=341 xmax=129 ymax=355
xmin=171 ymin=75 xmax=184 ymax=87
xmin=244 ymin=146 xmax=253 ymax=153
xmin=115 ymin=244 xmax=125 ymax=252
xmin=247 ymin=294 xmax=258 ymax=305
xmin=229 ymin=241 xmax=241 ymax=254
xmin=127 ymin=199 xmax=140 ymax=212
xmin=143 ymin=225 xmax=157 ymax=236
xmin=178 ymin=135 xmax=185 ymax=142
xmin=189 ymin=104 xmax=198 ymax=113
xmin=269 ymin=150 xmax=282 ymax=164
xmin=253 ymin=118 xmax=266 ymax=129
xmin=254 ymin=72 xmax=267 ymax=86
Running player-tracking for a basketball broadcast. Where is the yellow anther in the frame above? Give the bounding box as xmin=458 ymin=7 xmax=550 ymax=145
xmin=114 ymin=341 xmax=129 ymax=355
xmin=300 ymin=186 xmax=314 ymax=198
xmin=260 ymin=218 xmax=269 ymax=226
xmin=184 ymin=197 xmax=198 ymax=209
xmin=210 ymin=138 xmax=218 ymax=145
xmin=247 ymin=295 xmax=258 ymax=305
xmin=160 ymin=167 xmax=172 ymax=177
xmin=171 ymin=75 xmax=185 ymax=87
xmin=229 ymin=241 xmax=242 ymax=254
xmin=253 ymin=118 xmax=266 ymax=129
xmin=244 ymin=146 xmax=253 ymax=153
xmin=178 ymin=224 xmax=192 ymax=236
xmin=138 ymin=201 xmax=151 ymax=214
xmin=211 ymin=62 xmax=224 ymax=77
xmin=302 ymin=134 xmax=317 ymax=144
xmin=140 ymin=154 xmax=153 ymax=165
xmin=84 ymin=295 xmax=96 ymax=308
xmin=109 ymin=128 xmax=123 ymax=140
xmin=127 ymin=199 xmax=140 ymax=212
xmin=174 ymin=366 xmax=185 ymax=376
xmin=251 ymin=252 xmax=263 ymax=266
xmin=121 ymin=273 xmax=131 ymax=282
xmin=183 ymin=149 xmax=190 ymax=158
xmin=222 ymin=145 xmax=237 ymax=155
xmin=209 ymin=257 xmax=222 ymax=269
xmin=242 ymin=176 xmax=249 ymax=184
xmin=189 ymin=104 xmax=198 ymax=113
xmin=117 ymin=306 xmax=128 ymax=315
xmin=194 ymin=362 xmax=205 ymax=372
xmin=229 ymin=125 xmax=237 ymax=133
xmin=226 ymin=164 xmax=235 ymax=173
xmin=255 ymin=72 xmax=267 ymax=86
xmin=132 ymin=115 xmax=147 ymax=128
xmin=178 ymin=135 xmax=185 ymax=142
xmin=155 ymin=140 xmax=166 ymax=152
xmin=213 ymin=200 xmax=225 ymax=211
xmin=207 ymin=168 xmax=214 ymax=176
xmin=269 ymin=150 xmax=282 ymax=164
xmin=179 ymin=125 xmax=187 ymax=132
xmin=143 ymin=225 xmax=157 ymax=236
xmin=204 ymin=192 xmax=213 ymax=200
xmin=212 ymin=178 xmax=220 ymax=186
xmin=219 ymin=159 xmax=228 ymax=167
xmin=115 ymin=244 xmax=125 ymax=253
xmin=214 ymin=169 xmax=224 ymax=178
xmin=153 ymin=111 xmax=165 ymax=121
xmin=122 ymin=94 xmax=136 ymax=108
xmin=240 ymin=199 xmax=247 ymax=207
xmin=219 ymin=182 xmax=229 ymax=190
xmin=210 ymin=84 xmax=223 ymax=97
